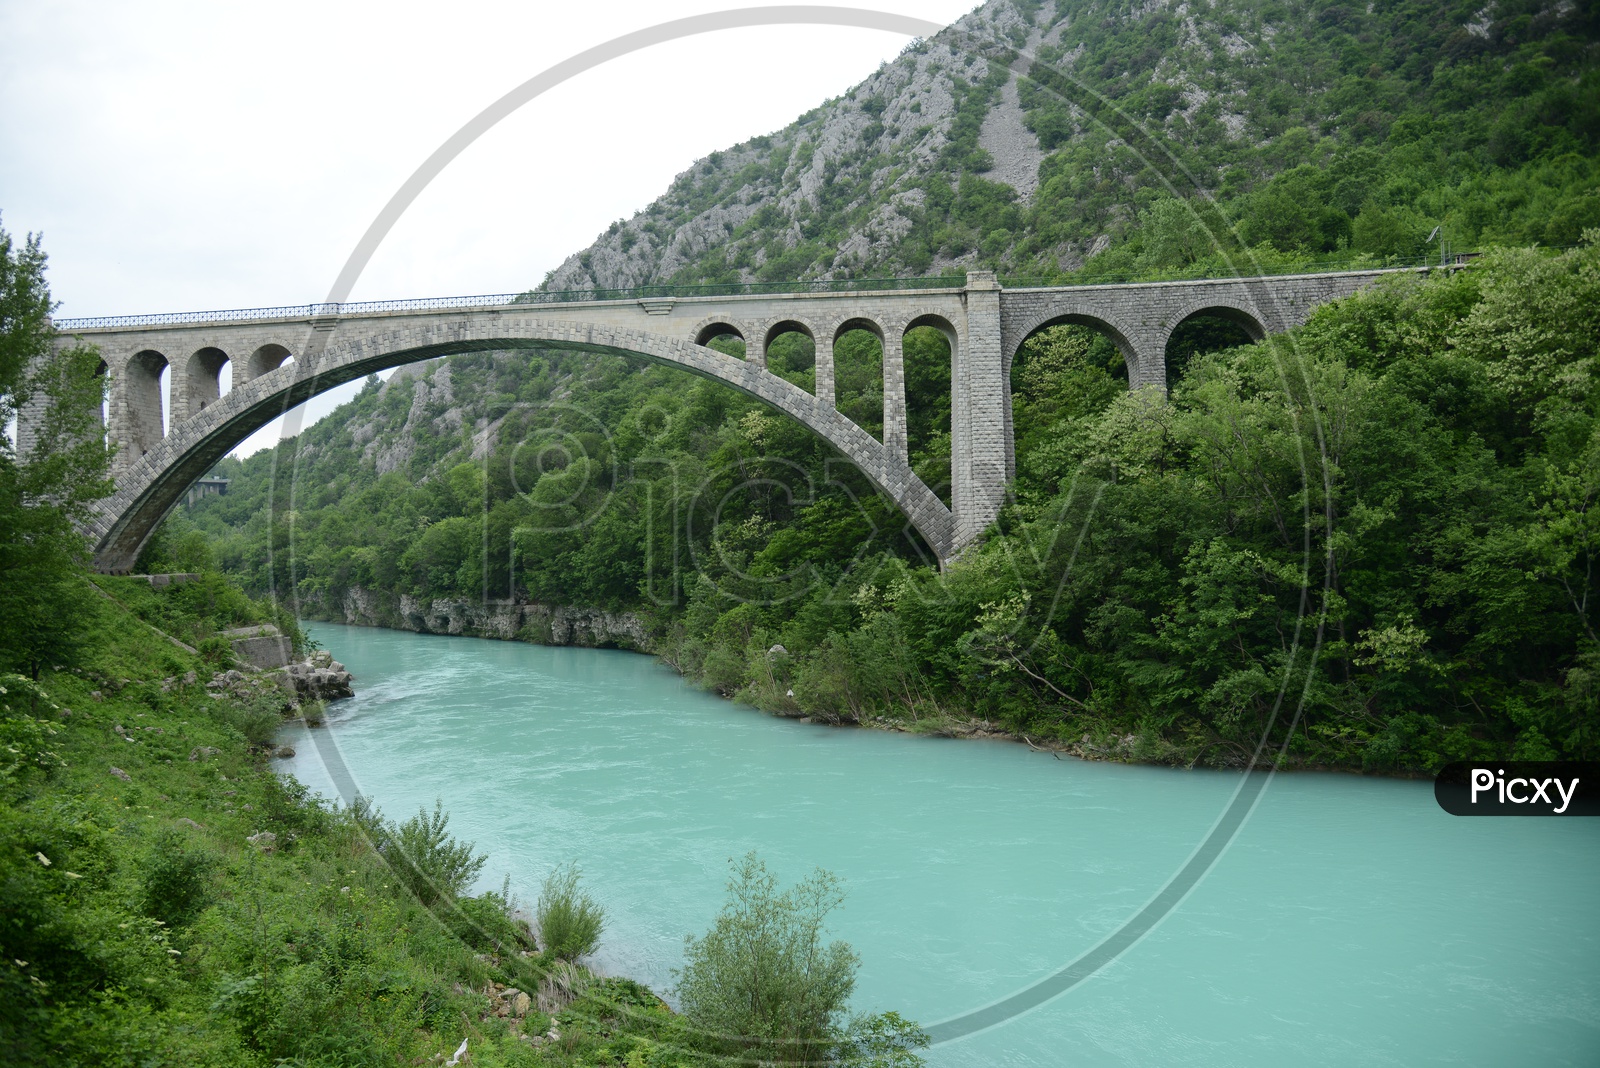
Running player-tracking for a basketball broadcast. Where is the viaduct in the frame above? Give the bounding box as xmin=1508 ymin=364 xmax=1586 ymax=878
xmin=29 ymin=268 xmax=1408 ymax=572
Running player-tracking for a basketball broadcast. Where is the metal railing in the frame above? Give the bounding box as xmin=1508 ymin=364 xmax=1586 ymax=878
xmin=53 ymin=294 xmax=523 ymax=331
xmin=50 ymin=256 xmax=1470 ymax=332
xmin=997 ymin=251 xmax=1467 ymax=289
xmin=51 ymin=276 xmax=971 ymax=331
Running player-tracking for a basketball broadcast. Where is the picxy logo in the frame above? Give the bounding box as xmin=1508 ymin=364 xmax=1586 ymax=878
xmin=1434 ymin=761 xmax=1598 ymax=817
xmin=1469 ymin=768 xmax=1579 ymax=813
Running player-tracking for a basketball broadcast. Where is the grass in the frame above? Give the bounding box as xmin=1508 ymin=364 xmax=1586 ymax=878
xmin=0 ymin=579 xmax=678 ymax=1066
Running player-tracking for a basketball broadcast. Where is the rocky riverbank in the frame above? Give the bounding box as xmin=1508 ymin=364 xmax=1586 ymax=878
xmin=304 ymin=587 xmax=653 ymax=652
xmin=173 ymin=649 xmax=355 ymax=713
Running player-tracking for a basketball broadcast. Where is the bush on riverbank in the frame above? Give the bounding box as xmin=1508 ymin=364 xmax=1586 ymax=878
xmin=536 ymin=863 xmax=606 ymax=962
xmin=677 ymin=853 xmax=929 ymax=1066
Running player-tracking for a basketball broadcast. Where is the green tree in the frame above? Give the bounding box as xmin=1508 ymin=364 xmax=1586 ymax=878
xmin=0 ymin=217 xmax=111 ymax=679
xmin=677 ymin=853 xmax=924 ymax=1066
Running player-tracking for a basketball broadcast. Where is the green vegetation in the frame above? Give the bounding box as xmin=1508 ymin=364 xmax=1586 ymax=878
xmin=536 ymin=864 xmax=606 ymax=962
xmin=677 ymin=854 xmax=927 ymax=1067
xmin=0 ymin=589 xmax=546 ymax=1065
xmin=0 ymin=217 xmax=112 ymax=681
xmin=1006 ymin=0 xmax=1600 ymax=280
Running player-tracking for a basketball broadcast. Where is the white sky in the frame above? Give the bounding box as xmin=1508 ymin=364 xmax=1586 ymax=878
xmin=1 ymin=0 xmax=974 ymax=457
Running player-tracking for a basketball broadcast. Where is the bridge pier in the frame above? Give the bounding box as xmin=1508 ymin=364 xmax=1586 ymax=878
xmin=953 ymin=271 xmax=1009 ymax=550
xmin=882 ymin=329 xmax=907 ymax=463
xmin=814 ymin=332 xmax=835 ymax=409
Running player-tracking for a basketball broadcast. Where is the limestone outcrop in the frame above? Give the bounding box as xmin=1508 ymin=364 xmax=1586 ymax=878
xmin=279 ymin=651 xmax=355 ymax=702
xmin=311 ymin=587 xmax=654 ymax=652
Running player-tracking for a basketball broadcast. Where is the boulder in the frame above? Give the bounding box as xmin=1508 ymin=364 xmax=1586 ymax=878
xmin=276 ymin=660 xmax=355 ymax=701
xmin=108 ymin=766 xmax=131 ymax=781
xmin=245 ymin=831 xmax=276 ymax=853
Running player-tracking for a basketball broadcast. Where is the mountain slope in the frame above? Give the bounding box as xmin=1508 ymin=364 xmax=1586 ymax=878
xmin=539 ymin=0 xmax=1598 ymax=290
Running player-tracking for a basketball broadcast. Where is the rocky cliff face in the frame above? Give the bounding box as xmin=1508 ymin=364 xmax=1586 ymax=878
xmin=307 ymin=586 xmax=653 ymax=653
xmin=539 ymin=0 xmax=1053 ymax=288
xmin=531 ymin=0 xmax=1327 ymax=288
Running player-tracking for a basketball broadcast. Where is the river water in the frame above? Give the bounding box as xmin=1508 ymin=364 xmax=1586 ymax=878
xmin=278 ymin=622 xmax=1600 ymax=1066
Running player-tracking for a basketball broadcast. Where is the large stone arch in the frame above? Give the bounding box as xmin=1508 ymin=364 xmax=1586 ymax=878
xmin=1161 ymin=298 xmax=1268 ymax=344
xmin=87 ymin=317 xmax=955 ymax=572
xmin=1003 ymin=304 xmax=1147 ymax=387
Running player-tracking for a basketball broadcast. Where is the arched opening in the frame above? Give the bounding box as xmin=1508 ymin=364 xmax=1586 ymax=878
xmin=126 ymin=350 xmax=168 ymax=457
xmin=695 ymin=322 xmax=746 ymax=359
xmin=1008 ymin=319 xmax=1129 ymax=496
xmin=185 ymin=347 xmax=229 ymax=421
xmin=833 ymin=318 xmax=885 ymax=441
xmin=904 ymin=317 xmax=955 ymax=507
xmin=246 ymin=343 xmax=292 ymax=382
xmin=1164 ymin=307 xmax=1263 ymax=385
xmin=764 ymin=320 xmax=815 ymax=395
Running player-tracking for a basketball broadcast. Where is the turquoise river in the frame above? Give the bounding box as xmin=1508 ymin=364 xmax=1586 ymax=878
xmin=277 ymin=622 xmax=1600 ymax=1066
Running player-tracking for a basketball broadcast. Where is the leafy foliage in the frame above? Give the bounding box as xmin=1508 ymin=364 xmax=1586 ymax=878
xmin=0 ymin=216 xmax=112 ymax=681
xmin=356 ymin=797 xmax=488 ymax=909
xmin=535 ymin=863 xmax=606 ymax=962
xmin=139 ymin=830 xmax=216 ymax=927
xmin=676 ymin=853 xmax=923 ymax=1067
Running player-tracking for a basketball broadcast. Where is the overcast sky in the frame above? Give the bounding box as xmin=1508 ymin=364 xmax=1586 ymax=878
xmin=1 ymin=0 xmax=974 ymax=456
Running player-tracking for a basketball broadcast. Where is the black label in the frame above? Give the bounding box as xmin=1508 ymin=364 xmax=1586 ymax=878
xmin=1434 ymin=761 xmax=1600 ymax=816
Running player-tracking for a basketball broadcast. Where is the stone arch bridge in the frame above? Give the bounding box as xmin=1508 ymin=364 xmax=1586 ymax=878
xmin=36 ymin=268 xmax=1407 ymax=573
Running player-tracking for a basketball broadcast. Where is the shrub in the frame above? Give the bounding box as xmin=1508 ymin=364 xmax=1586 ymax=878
xmin=676 ymin=853 xmax=861 ymax=1064
xmin=234 ymin=705 xmax=280 ymax=747
xmin=391 ymin=801 xmax=487 ymax=907
xmin=447 ymin=880 xmax=535 ymax=953
xmin=196 ymin=636 xmax=234 ymax=668
xmin=356 ymin=798 xmax=486 ymax=908
xmin=140 ymin=830 xmax=215 ymax=927
xmin=536 ymin=863 xmax=605 ymax=961
xmin=207 ymin=684 xmax=288 ymax=747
